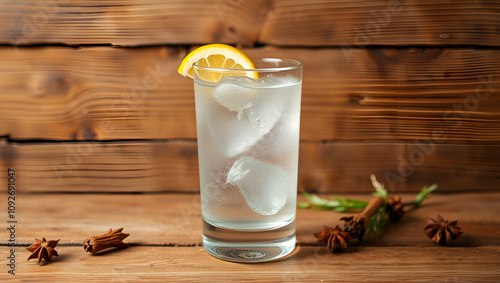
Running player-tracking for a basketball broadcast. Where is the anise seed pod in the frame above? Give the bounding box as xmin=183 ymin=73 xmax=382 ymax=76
xmin=386 ymin=195 xmax=405 ymax=221
xmin=27 ymin=238 xmax=60 ymax=264
xmin=424 ymin=215 xmax=463 ymax=246
xmin=314 ymin=225 xmax=352 ymax=253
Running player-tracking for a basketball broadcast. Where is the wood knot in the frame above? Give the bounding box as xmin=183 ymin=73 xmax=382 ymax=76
xmin=0 ymin=142 xmax=17 ymax=161
xmin=439 ymin=33 xmax=452 ymax=39
xmin=73 ymin=127 xmax=98 ymax=140
xmin=179 ymin=146 xmax=197 ymax=158
xmin=407 ymin=48 xmax=447 ymax=62
xmin=366 ymin=49 xmax=399 ymax=77
xmin=302 ymin=175 xmax=323 ymax=192
xmin=349 ymin=94 xmax=364 ymax=105
xmin=29 ymin=73 xmax=72 ymax=97
xmin=81 ymin=128 xmax=97 ymax=140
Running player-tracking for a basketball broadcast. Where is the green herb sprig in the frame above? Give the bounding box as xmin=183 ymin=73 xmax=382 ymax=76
xmin=300 ymin=175 xmax=437 ymax=239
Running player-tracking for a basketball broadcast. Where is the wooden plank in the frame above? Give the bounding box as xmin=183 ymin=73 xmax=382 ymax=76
xmin=0 ymin=1 xmax=499 ymax=46
xmin=1 ymin=46 xmax=499 ymax=142
xmin=2 ymin=246 xmax=499 ymax=281
xmin=0 ymin=139 xmax=202 ymax=193
xmin=260 ymin=0 xmax=500 ymax=46
xmin=0 ymin=246 xmax=500 ymax=282
xmin=0 ymin=46 xmax=197 ymax=141
xmin=299 ymin=142 xmax=500 ymax=193
xmin=1 ymin=140 xmax=499 ymax=193
xmin=1 ymin=192 xmax=499 ymax=245
xmin=0 ymin=0 xmax=268 ymax=46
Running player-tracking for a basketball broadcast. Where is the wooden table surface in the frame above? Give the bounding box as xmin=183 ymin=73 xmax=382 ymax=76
xmin=1 ymin=1 xmax=500 ymax=282
xmin=2 ymin=192 xmax=499 ymax=282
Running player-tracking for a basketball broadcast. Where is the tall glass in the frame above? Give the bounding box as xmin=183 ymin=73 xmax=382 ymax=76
xmin=193 ymin=58 xmax=302 ymax=262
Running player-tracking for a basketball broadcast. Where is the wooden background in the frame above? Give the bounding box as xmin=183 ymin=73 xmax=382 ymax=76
xmin=0 ymin=0 xmax=499 ymax=193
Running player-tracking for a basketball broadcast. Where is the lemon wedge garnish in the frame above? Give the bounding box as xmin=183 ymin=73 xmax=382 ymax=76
xmin=177 ymin=44 xmax=258 ymax=82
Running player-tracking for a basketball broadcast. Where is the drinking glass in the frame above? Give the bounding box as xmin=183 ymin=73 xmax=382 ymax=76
xmin=193 ymin=58 xmax=302 ymax=262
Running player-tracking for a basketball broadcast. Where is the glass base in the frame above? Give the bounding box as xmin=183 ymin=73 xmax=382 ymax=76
xmin=202 ymin=219 xmax=296 ymax=263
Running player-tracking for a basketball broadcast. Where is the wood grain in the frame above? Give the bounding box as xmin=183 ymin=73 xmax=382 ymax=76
xmin=0 ymin=0 xmax=269 ymax=46
xmin=260 ymin=0 xmax=500 ymax=46
xmin=1 ymin=192 xmax=499 ymax=245
xmin=3 ymin=246 xmax=499 ymax=281
xmin=1 ymin=46 xmax=499 ymax=142
xmin=0 ymin=0 xmax=498 ymax=46
xmin=1 ymin=139 xmax=499 ymax=193
xmin=1 ymin=2 xmax=499 ymax=280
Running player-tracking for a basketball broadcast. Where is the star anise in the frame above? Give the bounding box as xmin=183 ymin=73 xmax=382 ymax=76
xmin=26 ymin=238 xmax=60 ymax=264
xmin=424 ymin=215 xmax=463 ymax=246
xmin=83 ymin=228 xmax=129 ymax=254
xmin=314 ymin=225 xmax=352 ymax=253
xmin=386 ymin=195 xmax=405 ymax=221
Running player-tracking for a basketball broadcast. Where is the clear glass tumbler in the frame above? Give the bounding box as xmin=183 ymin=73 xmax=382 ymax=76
xmin=193 ymin=58 xmax=302 ymax=262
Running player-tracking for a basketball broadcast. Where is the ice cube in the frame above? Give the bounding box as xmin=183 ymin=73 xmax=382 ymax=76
xmin=226 ymin=157 xmax=287 ymax=216
xmin=208 ymin=77 xmax=284 ymax=157
xmin=207 ymin=109 xmax=262 ymax=158
xmin=212 ymin=76 xmax=258 ymax=113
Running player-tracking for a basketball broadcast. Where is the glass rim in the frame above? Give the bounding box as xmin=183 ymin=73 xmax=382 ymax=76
xmin=193 ymin=58 xmax=302 ymax=73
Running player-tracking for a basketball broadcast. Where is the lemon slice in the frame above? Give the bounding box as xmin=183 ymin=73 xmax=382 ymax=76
xmin=177 ymin=44 xmax=258 ymax=82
